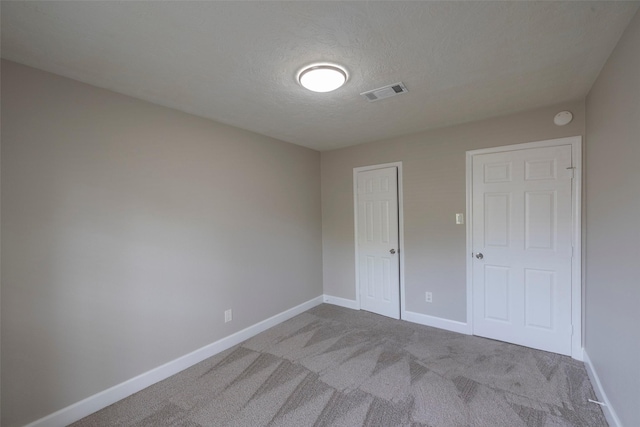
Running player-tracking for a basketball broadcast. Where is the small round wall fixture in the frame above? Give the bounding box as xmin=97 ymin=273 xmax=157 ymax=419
xmin=554 ymin=111 xmax=573 ymax=126
xmin=298 ymin=64 xmax=347 ymax=93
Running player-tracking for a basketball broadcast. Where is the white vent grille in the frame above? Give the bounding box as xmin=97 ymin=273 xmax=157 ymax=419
xmin=360 ymin=82 xmax=408 ymax=102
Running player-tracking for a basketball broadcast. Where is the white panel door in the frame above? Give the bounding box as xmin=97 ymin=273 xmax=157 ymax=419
xmin=472 ymin=145 xmax=573 ymax=355
xmin=356 ymin=167 xmax=400 ymax=319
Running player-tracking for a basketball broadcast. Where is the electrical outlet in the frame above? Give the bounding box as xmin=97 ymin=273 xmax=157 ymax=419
xmin=224 ymin=309 xmax=232 ymax=323
xmin=425 ymin=292 xmax=432 ymax=303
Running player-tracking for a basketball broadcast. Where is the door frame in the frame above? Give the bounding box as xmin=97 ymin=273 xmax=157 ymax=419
xmin=353 ymin=162 xmax=405 ymax=318
xmin=465 ymin=136 xmax=583 ymax=360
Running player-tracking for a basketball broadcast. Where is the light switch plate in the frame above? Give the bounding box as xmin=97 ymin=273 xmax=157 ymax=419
xmin=456 ymin=213 xmax=464 ymax=224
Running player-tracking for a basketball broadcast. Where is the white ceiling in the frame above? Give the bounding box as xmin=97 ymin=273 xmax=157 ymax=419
xmin=2 ymin=1 xmax=638 ymax=151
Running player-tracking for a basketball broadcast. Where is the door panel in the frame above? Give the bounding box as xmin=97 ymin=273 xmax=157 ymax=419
xmin=472 ymin=145 xmax=573 ymax=355
xmin=484 ymin=193 xmax=510 ymax=247
xmin=484 ymin=266 xmax=510 ymax=322
xmin=357 ymin=167 xmax=400 ymax=319
xmin=524 ymin=268 xmax=554 ymax=329
xmin=525 ymin=191 xmax=556 ymax=250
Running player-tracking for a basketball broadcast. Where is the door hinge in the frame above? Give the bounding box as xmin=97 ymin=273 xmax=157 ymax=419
xmin=566 ymin=166 xmax=575 ymax=179
xmin=569 ymin=324 xmax=574 ymax=335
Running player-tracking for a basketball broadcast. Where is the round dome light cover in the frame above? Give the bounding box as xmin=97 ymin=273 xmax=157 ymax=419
xmin=298 ymin=65 xmax=347 ymax=93
xmin=554 ymin=111 xmax=573 ymax=126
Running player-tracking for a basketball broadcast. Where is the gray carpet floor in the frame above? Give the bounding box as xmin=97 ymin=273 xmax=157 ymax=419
xmin=72 ymin=304 xmax=607 ymax=427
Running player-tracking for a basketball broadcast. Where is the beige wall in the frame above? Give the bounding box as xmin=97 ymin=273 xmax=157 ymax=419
xmin=0 ymin=60 xmax=323 ymax=427
xmin=321 ymin=100 xmax=585 ymax=322
xmin=4 ymin=9 xmax=639 ymax=423
xmin=585 ymin=10 xmax=640 ymax=427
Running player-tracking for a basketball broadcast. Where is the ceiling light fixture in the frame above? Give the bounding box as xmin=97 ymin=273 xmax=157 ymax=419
xmin=298 ymin=64 xmax=347 ymax=93
xmin=554 ymin=111 xmax=573 ymax=126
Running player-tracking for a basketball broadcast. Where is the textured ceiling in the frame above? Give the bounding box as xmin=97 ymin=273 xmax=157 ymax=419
xmin=2 ymin=1 xmax=638 ymax=151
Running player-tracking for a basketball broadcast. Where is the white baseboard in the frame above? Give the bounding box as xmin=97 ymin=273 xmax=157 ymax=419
xmin=572 ymin=346 xmax=584 ymax=362
xmin=323 ymin=294 xmax=359 ymax=310
xmin=583 ymin=350 xmax=622 ymax=427
xmin=320 ymin=298 xmax=471 ymax=336
xmin=403 ymin=310 xmax=472 ymax=335
xmin=24 ymin=295 xmax=324 ymax=427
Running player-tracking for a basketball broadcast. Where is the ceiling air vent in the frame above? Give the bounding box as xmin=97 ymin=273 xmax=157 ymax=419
xmin=360 ymin=82 xmax=408 ymax=102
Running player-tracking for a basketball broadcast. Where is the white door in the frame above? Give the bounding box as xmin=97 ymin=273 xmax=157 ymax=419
xmin=472 ymin=144 xmax=574 ymax=355
xmin=356 ymin=167 xmax=400 ymax=319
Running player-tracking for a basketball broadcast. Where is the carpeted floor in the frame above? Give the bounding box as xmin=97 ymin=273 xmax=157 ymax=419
xmin=72 ymin=304 xmax=607 ymax=426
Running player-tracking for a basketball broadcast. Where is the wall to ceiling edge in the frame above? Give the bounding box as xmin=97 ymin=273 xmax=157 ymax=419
xmin=321 ymin=100 xmax=586 ymax=322
xmin=321 ymin=11 xmax=640 ymax=427
xmin=0 ymin=59 xmax=323 ymax=427
xmin=4 ymin=9 xmax=639 ymax=422
xmin=584 ymin=9 xmax=640 ymax=427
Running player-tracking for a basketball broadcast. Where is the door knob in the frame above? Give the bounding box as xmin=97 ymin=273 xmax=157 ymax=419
xmin=475 ymin=252 xmax=484 ymax=259
xmin=390 ymin=249 xmax=396 ymax=254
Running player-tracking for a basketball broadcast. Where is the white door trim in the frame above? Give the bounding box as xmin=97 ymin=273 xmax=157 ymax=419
xmin=466 ymin=136 xmax=583 ymax=360
xmin=354 ymin=162 xmax=405 ymax=318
